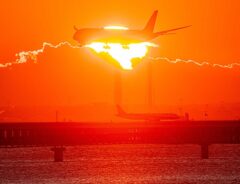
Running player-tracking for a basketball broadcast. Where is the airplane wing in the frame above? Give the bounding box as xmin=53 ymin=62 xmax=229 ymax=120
xmin=156 ymin=25 xmax=191 ymax=35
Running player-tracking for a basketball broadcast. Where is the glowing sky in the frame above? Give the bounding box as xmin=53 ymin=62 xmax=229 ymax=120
xmin=1 ymin=0 xmax=240 ymax=63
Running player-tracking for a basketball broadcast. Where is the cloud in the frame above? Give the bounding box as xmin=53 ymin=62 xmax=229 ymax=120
xmin=149 ymin=57 xmax=240 ymax=69
xmin=0 ymin=41 xmax=239 ymax=70
xmin=0 ymin=42 xmax=81 ymax=68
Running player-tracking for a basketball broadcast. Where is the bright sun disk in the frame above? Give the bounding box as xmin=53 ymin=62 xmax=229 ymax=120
xmin=85 ymin=42 xmax=157 ymax=70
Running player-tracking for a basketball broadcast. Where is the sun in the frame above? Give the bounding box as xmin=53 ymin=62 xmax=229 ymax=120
xmin=85 ymin=42 xmax=157 ymax=70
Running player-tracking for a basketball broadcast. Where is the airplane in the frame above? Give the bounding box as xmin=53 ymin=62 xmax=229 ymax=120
xmin=116 ymin=105 xmax=184 ymax=121
xmin=73 ymin=10 xmax=191 ymax=46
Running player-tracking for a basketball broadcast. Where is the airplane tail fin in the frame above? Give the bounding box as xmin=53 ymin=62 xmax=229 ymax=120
xmin=116 ymin=105 xmax=126 ymax=116
xmin=74 ymin=25 xmax=79 ymax=31
xmin=143 ymin=10 xmax=158 ymax=33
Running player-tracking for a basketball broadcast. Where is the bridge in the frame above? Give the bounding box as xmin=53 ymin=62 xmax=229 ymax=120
xmin=1 ymin=120 xmax=240 ymax=161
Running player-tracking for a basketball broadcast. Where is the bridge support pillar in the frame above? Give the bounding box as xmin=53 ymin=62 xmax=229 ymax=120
xmin=51 ymin=146 xmax=66 ymax=162
xmin=201 ymin=144 xmax=209 ymax=159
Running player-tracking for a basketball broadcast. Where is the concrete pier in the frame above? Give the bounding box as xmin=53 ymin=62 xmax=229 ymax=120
xmin=51 ymin=146 xmax=66 ymax=162
xmin=201 ymin=144 xmax=209 ymax=159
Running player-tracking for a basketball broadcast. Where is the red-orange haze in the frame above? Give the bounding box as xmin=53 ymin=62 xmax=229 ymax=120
xmin=0 ymin=0 xmax=240 ymax=121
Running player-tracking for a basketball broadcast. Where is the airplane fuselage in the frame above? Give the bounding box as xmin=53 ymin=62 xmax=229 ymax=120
xmin=73 ymin=28 xmax=156 ymax=45
xmin=119 ymin=113 xmax=181 ymax=121
xmin=116 ymin=105 xmax=185 ymax=121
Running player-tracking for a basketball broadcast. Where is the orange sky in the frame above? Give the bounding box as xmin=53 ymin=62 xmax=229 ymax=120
xmin=1 ymin=0 xmax=240 ymax=62
xmin=0 ymin=0 xmax=240 ymax=120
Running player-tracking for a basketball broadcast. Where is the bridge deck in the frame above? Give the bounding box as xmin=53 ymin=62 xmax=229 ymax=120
xmin=1 ymin=121 xmax=240 ymax=147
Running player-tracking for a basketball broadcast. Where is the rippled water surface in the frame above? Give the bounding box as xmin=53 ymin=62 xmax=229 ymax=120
xmin=1 ymin=144 xmax=240 ymax=183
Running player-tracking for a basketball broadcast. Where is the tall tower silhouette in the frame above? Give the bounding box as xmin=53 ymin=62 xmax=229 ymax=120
xmin=114 ymin=70 xmax=122 ymax=106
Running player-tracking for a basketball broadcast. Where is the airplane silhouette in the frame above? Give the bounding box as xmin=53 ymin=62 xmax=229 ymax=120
xmin=116 ymin=105 xmax=182 ymax=121
xmin=73 ymin=10 xmax=190 ymax=46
